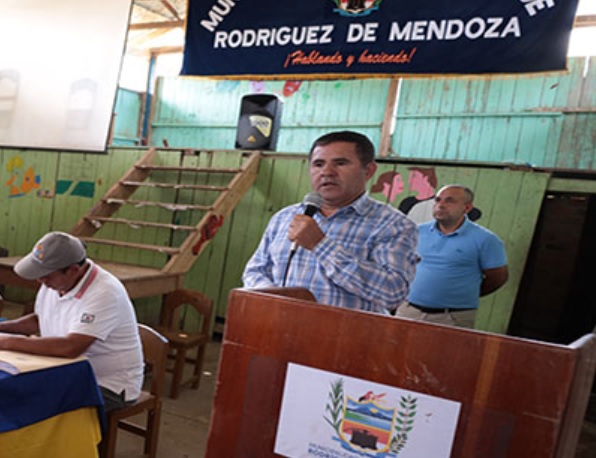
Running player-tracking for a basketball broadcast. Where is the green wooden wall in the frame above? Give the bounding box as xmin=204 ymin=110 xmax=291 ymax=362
xmin=112 ymin=89 xmax=143 ymax=146
xmin=370 ymin=161 xmax=550 ymax=333
xmin=1 ymin=56 xmax=594 ymax=334
xmin=0 ymin=146 xmax=561 ymax=333
xmin=394 ymin=58 xmax=595 ymax=168
xmin=145 ymin=57 xmax=594 ymax=170
xmin=0 ymin=147 xmax=164 ymax=321
xmin=150 ymin=78 xmax=388 ymax=153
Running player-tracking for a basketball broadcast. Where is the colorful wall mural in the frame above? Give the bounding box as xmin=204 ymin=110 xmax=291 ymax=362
xmin=4 ymin=155 xmax=95 ymax=199
xmin=371 ymin=166 xmax=482 ymax=223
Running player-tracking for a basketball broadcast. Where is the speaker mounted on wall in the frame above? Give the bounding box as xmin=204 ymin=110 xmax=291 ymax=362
xmin=235 ymin=93 xmax=283 ymax=151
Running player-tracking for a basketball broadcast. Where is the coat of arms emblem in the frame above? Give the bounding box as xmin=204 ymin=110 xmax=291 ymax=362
xmin=324 ymin=378 xmax=418 ymax=457
xmin=331 ymin=0 xmax=383 ymax=17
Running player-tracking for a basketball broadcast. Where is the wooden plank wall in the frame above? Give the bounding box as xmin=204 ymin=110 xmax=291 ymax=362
xmin=0 ymin=56 xmax=593 ymax=332
xmin=112 ymin=88 xmax=143 ymax=146
xmin=0 ymin=147 xmax=553 ymax=333
xmin=182 ymin=155 xmax=550 ymax=333
xmin=368 ymin=161 xmax=549 ymax=333
xmin=556 ymin=58 xmax=596 ymax=170
xmin=150 ymin=78 xmax=390 ymax=153
xmin=393 ymin=58 xmax=595 ymax=169
xmin=0 ymin=148 xmax=145 ymax=303
xmin=146 ymin=57 xmax=594 ymax=170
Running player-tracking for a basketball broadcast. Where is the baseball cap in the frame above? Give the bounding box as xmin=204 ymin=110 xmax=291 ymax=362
xmin=14 ymin=232 xmax=87 ymax=280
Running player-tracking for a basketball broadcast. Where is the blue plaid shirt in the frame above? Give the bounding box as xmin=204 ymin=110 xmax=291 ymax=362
xmin=242 ymin=193 xmax=419 ymax=314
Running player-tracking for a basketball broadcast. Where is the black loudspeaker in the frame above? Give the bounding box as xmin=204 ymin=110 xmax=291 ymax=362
xmin=235 ymin=94 xmax=283 ymax=151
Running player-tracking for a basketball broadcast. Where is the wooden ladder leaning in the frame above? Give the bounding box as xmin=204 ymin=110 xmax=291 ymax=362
xmin=68 ymin=148 xmax=261 ymax=298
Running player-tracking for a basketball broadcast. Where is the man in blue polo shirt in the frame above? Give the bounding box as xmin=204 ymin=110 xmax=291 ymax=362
xmin=395 ymin=184 xmax=508 ymax=328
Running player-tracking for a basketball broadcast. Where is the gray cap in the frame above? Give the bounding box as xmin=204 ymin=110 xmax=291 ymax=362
xmin=14 ymin=232 xmax=86 ymax=280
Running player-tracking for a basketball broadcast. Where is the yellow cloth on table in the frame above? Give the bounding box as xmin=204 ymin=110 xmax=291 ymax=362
xmin=0 ymin=407 xmax=101 ymax=458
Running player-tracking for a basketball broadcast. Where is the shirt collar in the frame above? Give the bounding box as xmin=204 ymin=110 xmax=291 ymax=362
xmin=333 ymin=192 xmax=370 ymax=216
xmin=61 ymin=260 xmax=98 ymax=300
xmin=431 ymin=215 xmax=470 ymax=235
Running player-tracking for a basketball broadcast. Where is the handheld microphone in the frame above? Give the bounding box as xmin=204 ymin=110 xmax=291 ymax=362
xmin=290 ymin=192 xmax=323 ymax=254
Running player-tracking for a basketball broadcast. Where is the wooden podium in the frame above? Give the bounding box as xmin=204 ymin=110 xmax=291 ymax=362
xmin=206 ymin=289 xmax=596 ymax=458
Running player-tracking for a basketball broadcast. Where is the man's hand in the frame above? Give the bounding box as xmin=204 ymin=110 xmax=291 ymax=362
xmin=480 ymin=265 xmax=509 ymax=296
xmin=0 ymin=332 xmax=96 ymax=358
xmin=288 ymin=215 xmax=325 ymax=250
xmin=0 ymin=313 xmax=40 ymax=336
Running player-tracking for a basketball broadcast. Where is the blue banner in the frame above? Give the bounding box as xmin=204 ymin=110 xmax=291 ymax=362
xmin=181 ymin=0 xmax=580 ymax=78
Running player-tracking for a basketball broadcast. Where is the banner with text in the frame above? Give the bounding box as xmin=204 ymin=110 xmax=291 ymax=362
xmin=181 ymin=0 xmax=580 ymax=78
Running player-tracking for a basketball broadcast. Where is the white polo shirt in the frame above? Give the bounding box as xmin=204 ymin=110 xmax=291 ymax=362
xmin=35 ymin=260 xmax=143 ymax=401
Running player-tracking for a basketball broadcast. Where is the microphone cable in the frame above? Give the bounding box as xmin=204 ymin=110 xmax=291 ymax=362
xmin=282 ymin=249 xmax=296 ymax=287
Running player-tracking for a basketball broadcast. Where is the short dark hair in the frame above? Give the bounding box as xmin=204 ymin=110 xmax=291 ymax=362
xmin=309 ymin=131 xmax=375 ymax=165
xmin=59 ymin=257 xmax=87 ymax=274
xmin=462 ymin=186 xmax=474 ymax=203
xmin=439 ymin=184 xmax=475 ymax=203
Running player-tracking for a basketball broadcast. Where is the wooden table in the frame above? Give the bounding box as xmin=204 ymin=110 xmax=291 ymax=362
xmin=0 ymin=256 xmax=183 ymax=299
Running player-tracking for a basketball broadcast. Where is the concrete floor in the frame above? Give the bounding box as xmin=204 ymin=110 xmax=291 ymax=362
xmin=114 ymin=337 xmax=596 ymax=458
xmin=114 ymin=340 xmax=220 ymax=458
xmin=576 ymin=396 xmax=596 ymax=458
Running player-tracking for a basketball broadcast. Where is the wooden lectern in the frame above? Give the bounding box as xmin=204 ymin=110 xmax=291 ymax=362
xmin=206 ymin=289 xmax=596 ymax=458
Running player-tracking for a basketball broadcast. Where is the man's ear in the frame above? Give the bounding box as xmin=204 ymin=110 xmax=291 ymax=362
xmin=67 ymin=263 xmax=80 ymax=274
xmin=463 ymin=203 xmax=474 ymax=214
xmin=364 ymin=161 xmax=378 ymax=180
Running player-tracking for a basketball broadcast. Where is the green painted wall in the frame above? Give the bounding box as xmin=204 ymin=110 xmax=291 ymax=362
xmin=146 ymin=57 xmax=594 ymax=170
xmin=0 ymin=146 xmax=562 ymax=333
xmin=1 ymin=56 xmax=594 ymax=334
xmin=150 ymin=78 xmax=389 ymax=153
xmin=112 ymin=89 xmax=143 ymax=146
xmin=393 ymin=58 xmax=595 ymax=169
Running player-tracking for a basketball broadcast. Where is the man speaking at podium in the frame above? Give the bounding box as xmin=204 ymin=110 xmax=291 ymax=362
xmin=242 ymin=131 xmax=419 ymax=315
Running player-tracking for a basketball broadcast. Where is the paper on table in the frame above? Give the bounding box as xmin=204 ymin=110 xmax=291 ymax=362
xmin=0 ymin=350 xmax=86 ymax=375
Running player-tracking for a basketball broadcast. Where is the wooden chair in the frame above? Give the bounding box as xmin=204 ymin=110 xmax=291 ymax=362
xmin=157 ymin=289 xmax=213 ymax=399
xmin=101 ymin=324 xmax=168 ymax=458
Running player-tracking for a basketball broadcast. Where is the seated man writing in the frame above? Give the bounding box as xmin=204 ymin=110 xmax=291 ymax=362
xmin=0 ymin=231 xmax=143 ymax=412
